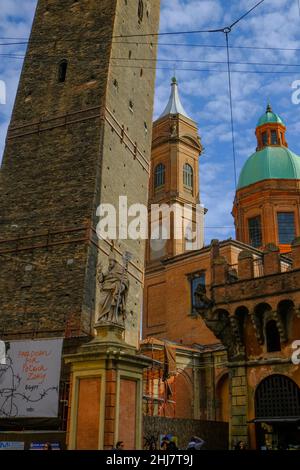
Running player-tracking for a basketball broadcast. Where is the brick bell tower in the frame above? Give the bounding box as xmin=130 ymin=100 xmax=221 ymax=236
xmin=146 ymin=77 xmax=204 ymax=263
xmin=0 ymin=0 xmax=160 ymax=347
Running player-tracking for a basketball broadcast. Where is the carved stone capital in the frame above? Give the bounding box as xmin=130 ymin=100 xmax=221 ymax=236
xmin=195 ymin=306 xmax=245 ymax=361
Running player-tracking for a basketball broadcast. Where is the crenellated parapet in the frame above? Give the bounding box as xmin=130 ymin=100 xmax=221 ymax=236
xmin=292 ymin=237 xmax=300 ymax=269
xmin=208 ymin=238 xmax=300 ymax=289
xmin=194 ymin=238 xmax=300 ymax=361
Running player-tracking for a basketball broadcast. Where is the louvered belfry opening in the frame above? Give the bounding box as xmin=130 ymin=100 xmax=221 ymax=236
xmin=255 ymin=375 xmax=300 ymax=418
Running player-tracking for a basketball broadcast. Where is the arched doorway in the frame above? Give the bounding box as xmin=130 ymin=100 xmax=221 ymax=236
xmin=254 ymin=375 xmax=300 ymax=450
xmin=216 ymin=374 xmax=229 ymax=422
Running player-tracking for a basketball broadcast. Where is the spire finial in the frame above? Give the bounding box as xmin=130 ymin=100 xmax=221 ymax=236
xmin=158 ymin=76 xmax=191 ymax=119
xmin=266 ymin=102 xmax=272 ymax=113
xmin=172 ymin=64 xmax=177 ymax=85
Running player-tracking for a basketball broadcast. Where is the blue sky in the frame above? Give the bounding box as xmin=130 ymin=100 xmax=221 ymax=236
xmin=1 ymin=0 xmax=300 ymax=243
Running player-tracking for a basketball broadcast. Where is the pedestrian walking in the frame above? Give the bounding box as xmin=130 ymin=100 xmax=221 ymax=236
xmin=187 ymin=436 xmax=205 ymax=450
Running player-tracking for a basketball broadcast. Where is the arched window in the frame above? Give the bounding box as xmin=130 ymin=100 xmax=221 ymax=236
xmin=271 ymin=130 xmax=278 ymax=145
xmin=248 ymin=215 xmax=262 ymax=248
xmin=235 ymin=306 xmax=249 ymax=343
xmin=262 ymin=131 xmax=268 ymax=146
xmin=265 ymin=320 xmax=281 ymax=352
xmin=154 ymin=163 xmax=165 ymax=189
xmin=58 ymin=60 xmax=68 ymax=83
xmin=183 ymin=163 xmax=193 ymax=189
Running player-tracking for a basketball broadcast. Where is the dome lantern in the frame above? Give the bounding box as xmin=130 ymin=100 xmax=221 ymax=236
xmin=256 ymin=103 xmax=287 ymax=151
xmin=237 ymin=105 xmax=299 ymax=190
xmin=233 ymin=105 xmax=300 ymax=254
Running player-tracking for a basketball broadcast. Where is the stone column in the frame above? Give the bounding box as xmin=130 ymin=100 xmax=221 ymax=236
xmin=229 ymin=363 xmax=248 ymax=449
xmin=65 ymin=323 xmax=151 ymax=450
xmin=212 ymin=256 xmax=228 ymax=285
xmin=192 ymin=354 xmax=201 ymax=419
xmin=104 ymin=363 xmax=117 ymax=449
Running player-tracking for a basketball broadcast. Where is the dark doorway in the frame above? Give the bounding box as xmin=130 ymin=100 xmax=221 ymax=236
xmin=255 ymin=375 xmax=300 ymax=450
xmin=265 ymin=320 xmax=281 ymax=352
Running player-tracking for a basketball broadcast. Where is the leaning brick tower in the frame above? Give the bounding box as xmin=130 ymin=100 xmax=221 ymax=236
xmin=0 ymin=0 xmax=160 ymax=348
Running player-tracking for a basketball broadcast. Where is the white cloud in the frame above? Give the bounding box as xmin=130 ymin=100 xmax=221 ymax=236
xmin=1 ymin=0 xmax=300 ymax=242
xmin=160 ymin=0 xmax=223 ymax=31
xmin=154 ymin=0 xmax=300 ymax=241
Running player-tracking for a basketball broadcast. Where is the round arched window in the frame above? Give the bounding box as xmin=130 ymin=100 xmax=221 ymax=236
xmin=183 ymin=163 xmax=193 ymax=189
xmin=154 ymin=163 xmax=165 ymax=189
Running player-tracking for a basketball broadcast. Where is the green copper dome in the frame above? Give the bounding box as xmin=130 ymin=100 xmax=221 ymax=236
xmin=238 ymin=147 xmax=300 ymax=189
xmin=257 ymin=104 xmax=285 ymax=127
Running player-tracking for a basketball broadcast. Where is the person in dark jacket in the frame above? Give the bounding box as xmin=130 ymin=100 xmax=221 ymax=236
xmin=234 ymin=440 xmax=247 ymax=450
xmin=187 ymin=436 xmax=205 ymax=450
xmin=114 ymin=441 xmax=125 ymax=450
xmin=43 ymin=442 xmax=52 ymax=451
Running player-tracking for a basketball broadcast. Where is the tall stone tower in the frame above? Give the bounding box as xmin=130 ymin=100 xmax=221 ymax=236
xmin=146 ymin=78 xmax=203 ymax=263
xmin=0 ymin=0 xmax=160 ymax=348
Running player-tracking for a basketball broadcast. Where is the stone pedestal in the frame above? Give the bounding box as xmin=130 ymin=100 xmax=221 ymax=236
xmin=64 ymin=323 xmax=151 ymax=450
xmin=212 ymin=256 xmax=228 ymax=285
xmin=238 ymin=251 xmax=254 ymax=280
xmin=263 ymin=244 xmax=281 ymax=275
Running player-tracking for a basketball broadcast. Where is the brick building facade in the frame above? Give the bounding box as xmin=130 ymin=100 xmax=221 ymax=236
xmin=142 ymin=85 xmax=300 ymax=450
xmin=1 ymin=1 xmax=300 ymax=450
